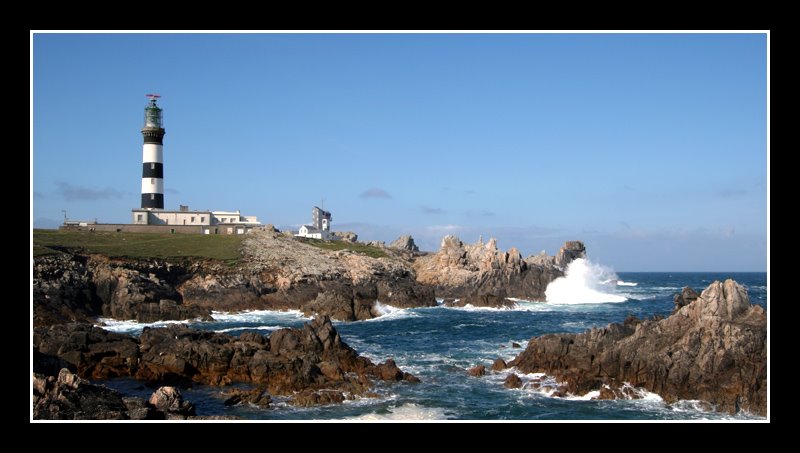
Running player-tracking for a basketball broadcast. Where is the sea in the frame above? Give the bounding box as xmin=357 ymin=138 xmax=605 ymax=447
xmin=98 ymin=259 xmax=768 ymax=420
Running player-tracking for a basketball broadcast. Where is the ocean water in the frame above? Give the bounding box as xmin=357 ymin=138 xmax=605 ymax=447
xmin=99 ymin=261 xmax=767 ymax=420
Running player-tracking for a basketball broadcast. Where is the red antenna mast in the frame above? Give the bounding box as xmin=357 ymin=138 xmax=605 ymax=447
xmin=146 ymin=93 xmax=161 ymax=100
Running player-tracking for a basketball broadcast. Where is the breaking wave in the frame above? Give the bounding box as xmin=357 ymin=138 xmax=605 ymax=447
xmin=545 ymin=258 xmax=627 ymax=304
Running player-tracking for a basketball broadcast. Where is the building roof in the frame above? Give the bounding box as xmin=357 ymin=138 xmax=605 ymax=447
xmin=131 ymin=209 xmax=212 ymax=214
xmin=300 ymin=225 xmax=321 ymax=233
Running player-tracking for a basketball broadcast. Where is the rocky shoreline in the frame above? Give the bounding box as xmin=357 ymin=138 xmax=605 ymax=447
xmin=34 ymin=316 xmax=418 ymax=419
xmin=34 ymin=230 xmax=583 ymax=325
xmin=469 ymin=279 xmax=767 ymax=416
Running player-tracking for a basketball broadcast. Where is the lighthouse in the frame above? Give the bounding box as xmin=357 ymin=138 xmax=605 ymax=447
xmin=140 ymin=94 xmax=165 ymax=209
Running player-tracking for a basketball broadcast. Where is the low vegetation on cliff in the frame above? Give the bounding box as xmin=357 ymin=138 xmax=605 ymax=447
xmin=33 ymin=229 xmax=243 ymax=261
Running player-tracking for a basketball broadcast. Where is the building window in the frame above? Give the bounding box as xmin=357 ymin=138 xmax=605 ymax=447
xmin=136 ymin=214 xmax=142 ymax=221
xmin=201 ymin=216 xmax=205 ymax=222
xmin=150 ymin=163 xmax=155 ymax=169
xmin=151 ymin=178 xmax=155 ymax=184
xmin=191 ymin=216 xmax=195 ymax=223
xmin=150 ymin=194 xmax=155 ymax=200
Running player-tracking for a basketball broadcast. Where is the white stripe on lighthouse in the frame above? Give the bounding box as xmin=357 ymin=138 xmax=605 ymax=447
xmin=142 ymin=144 xmax=163 ymax=163
xmin=141 ymin=177 xmax=164 ymax=194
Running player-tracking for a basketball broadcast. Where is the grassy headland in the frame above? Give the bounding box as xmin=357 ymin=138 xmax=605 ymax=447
xmin=33 ymin=229 xmax=243 ymax=261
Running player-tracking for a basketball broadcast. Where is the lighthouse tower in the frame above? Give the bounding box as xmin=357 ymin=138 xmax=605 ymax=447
xmin=141 ymin=94 xmax=165 ymax=209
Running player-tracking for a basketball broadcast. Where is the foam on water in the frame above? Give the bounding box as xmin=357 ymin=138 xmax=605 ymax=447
xmin=214 ymin=325 xmax=285 ymax=333
xmin=363 ymin=302 xmax=420 ymax=322
xmin=95 ymin=318 xmax=192 ymax=335
xmin=616 ymin=280 xmax=638 ymax=287
xmin=545 ymin=258 xmax=627 ymax=304
xmin=210 ymin=309 xmax=310 ymax=323
xmin=346 ymin=403 xmax=451 ymax=420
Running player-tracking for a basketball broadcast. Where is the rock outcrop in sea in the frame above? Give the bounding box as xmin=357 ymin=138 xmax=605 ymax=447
xmin=494 ymin=279 xmax=766 ymax=415
xmin=33 ymin=368 xmax=237 ymax=420
xmin=413 ymin=236 xmax=584 ymax=306
xmin=33 ymin=316 xmax=418 ymax=415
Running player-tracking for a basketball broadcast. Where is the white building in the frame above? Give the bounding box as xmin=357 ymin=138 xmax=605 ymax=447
xmin=131 ymin=205 xmax=261 ymax=234
xmin=295 ymin=206 xmax=332 ymax=240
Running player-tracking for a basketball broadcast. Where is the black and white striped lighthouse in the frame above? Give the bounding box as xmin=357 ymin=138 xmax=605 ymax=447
xmin=140 ymin=94 xmax=165 ymax=209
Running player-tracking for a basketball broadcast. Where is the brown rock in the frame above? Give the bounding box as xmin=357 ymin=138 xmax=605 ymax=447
xmin=148 ymin=386 xmax=196 ymax=416
xmin=468 ymin=365 xmax=486 ymax=377
xmin=413 ymin=236 xmax=579 ymax=305
xmin=222 ymin=387 xmax=271 ymax=407
xmin=507 ymin=279 xmax=767 ymax=416
xmin=504 ymin=374 xmax=523 ymax=389
xmin=673 ymin=286 xmax=699 ymax=311
xmin=491 ymin=358 xmax=507 ymax=371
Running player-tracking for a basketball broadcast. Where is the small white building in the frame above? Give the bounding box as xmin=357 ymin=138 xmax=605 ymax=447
xmin=131 ymin=205 xmax=261 ymax=234
xmin=295 ymin=206 xmax=332 ymax=240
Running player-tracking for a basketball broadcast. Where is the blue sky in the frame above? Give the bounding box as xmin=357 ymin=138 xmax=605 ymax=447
xmin=32 ymin=33 xmax=767 ymax=271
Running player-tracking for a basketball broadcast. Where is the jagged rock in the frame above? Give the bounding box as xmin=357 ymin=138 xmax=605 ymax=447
xmin=331 ymin=231 xmax=358 ymax=243
xmin=291 ymin=390 xmax=346 ymax=406
xmin=414 ymin=237 xmax=581 ymax=306
xmin=148 ymin=387 xmax=196 ymax=416
xmin=123 ymin=396 xmax=160 ymax=420
xmin=511 ymin=342 xmax=521 ymax=348
xmin=389 ymin=235 xmax=419 ymax=252
xmin=554 ymin=241 xmax=586 ymax=268
xmin=504 ymin=373 xmax=523 ymax=389
xmin=365 ymin=240 xmax=385 ymax=248
xmin=33 ymin=369 xmax=129 ymax=420
xmin=491 ymin=358 xmax=507 ymax=371
xmin=34 ymin=323 xmax=139 ymax=379
xmin=468 ymin=365 xmax=486 ymax=377
xmin=223 ymin=387 xmax=272 ymax=407
xmin=507 ymin=280 xmax=767 ymax=416
xmin=673 ymin=286 xmax=699 ymax=311
xmin=33 ymin=316 xmax=419 ymax=412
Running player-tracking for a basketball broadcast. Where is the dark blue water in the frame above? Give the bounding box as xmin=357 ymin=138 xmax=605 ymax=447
xmin=100 ymin=269 xmax=767 ymax=420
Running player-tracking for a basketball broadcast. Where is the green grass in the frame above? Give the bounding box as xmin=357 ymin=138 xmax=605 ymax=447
xmin=33 ymin=229 xmax=243 ymax=261
xmin=296 ymin=237 xmax=388 ymax=259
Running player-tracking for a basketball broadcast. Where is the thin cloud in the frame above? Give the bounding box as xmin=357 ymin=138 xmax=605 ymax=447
xmin=55 ymin=181 xmax=124 ymax=201
xmin=425 ymin=224 xmax=463 ymax=232
xmin=421 ymin=206 xmax=446 ymax=214
xmin=718 ymin=188 xmax=748 ymax=199
xmin=466 ymin=210 xmax=495 ymax=217
xmin=360 ymin=188 xmax=392 ymax=199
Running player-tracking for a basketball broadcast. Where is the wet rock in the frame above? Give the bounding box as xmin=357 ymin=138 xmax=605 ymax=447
xmin=504 ymin=373 xmax=523 ymax=389
xmin=34 ymin=316 xmax=417 ymax=411
xmin=291 ymin=390 xmax=346 ymax=406
xmin=222 ymin=387 xmax=271 ymax=407
xmin=468 ymin=365 xmax=486 ymax=377
xmin=508 ymin=279 xmax=767 ymax=416
xmin=491 ymin=358 xmax=507 ymax=371
xmin=148 ymin=386 xmax=196 ymax=417
xmin=33 ymin=369 xmax=128 ymax=420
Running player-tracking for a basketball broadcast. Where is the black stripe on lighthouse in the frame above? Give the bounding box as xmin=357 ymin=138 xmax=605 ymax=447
xmin=141 ymin=193 xmax=164 ymax=209
xmin=142 ymin=162 xmax=164 ymax=178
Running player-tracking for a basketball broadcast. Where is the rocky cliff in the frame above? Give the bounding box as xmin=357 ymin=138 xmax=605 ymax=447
xmin=501 ymin=280 xmax=766 ymax=415
xmin=34 ymin=230 xmax=578 ymax=324
xmin=33 ymin=316 xmax=418 ymax=415
xmin=413 ymin=236 xmax=583 ymax=306
xmin=33 ymin=229 xmax=436 ymax=325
